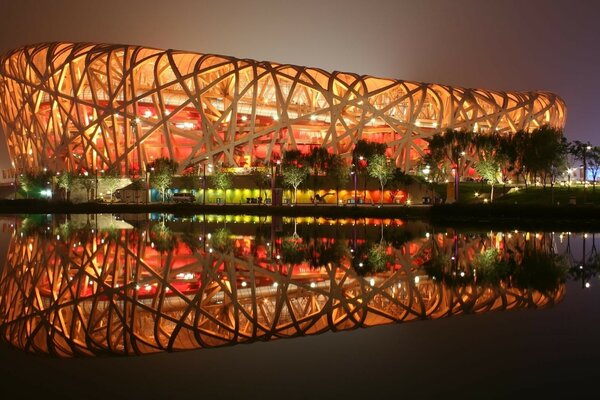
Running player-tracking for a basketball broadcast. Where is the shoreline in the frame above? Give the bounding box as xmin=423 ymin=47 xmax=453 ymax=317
xmin=1 ymin=199 xmax=600 ymax=230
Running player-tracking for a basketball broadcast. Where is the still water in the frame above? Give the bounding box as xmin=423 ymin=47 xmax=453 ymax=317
xmin=0 ymin=214 xmax=599 ymax=398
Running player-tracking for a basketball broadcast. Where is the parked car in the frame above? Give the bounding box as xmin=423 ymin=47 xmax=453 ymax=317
xmin=172 ymin=192 xmax=196 ymax=203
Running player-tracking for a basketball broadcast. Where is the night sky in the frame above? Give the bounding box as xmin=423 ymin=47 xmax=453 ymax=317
xmin=1 ymin=0 xmax=599 ymax=167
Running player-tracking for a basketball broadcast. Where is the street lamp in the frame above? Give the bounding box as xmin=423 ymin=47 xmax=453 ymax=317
xmin=198 ymin=157 xmax=208 ymax=205
xmin=351 ymin=163 xmax=357 ymax=207
xmin=146 ymin=167 xmax=154 ymax=203
xmin=422 ymin=164 xmax=433 ymax=202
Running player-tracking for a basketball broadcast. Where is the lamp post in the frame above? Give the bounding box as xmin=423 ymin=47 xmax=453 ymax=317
xmin=351 ymin=163 xmax=357 ymax=207
xmin=198 ymin=157 xmax=208 ymax=206
xmin=422 ymin=164 xmax=432 ymax=202
xmin=95 ymin=168 xmax=99 ymax=201
xmin=582 ymin=145 xmax=591 ymax=203
xmin=454 ymin=151 xmax=465 ymax=203
xmin=13 ymin=167 xmax=18 ymax=200
xmin=359 ymin=155 xmax=364 ymax=204
xmin=146 ymin=167 xmax=154 ymax=203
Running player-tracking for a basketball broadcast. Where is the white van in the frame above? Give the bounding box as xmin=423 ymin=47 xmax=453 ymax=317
xmin=172 ymin=192 xmax=196 ymax=203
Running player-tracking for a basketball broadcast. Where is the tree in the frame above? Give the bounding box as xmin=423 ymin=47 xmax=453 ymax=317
xmin=56 ymin=171 xmax=75 ymax=201
xmin=19 ymin=170 xmax=52 ymax=199
xmin=527 ymin=126 xmax=566 ymax=187
xmin=475 ymin=158 xmax=501 ymax=202
xmin=426 ymin=129 xmax=473 ymax=202
xmin=328 ymin=154 xmax=350 ymax=205
xmin=388 ymin=167 xmax=413 ymax=204
xmin=149 ymin=157 xmax=178 ymax=202
xmin=352 ymin=139 xmax=387 ymax=201
xmin=211 ymin=168 xmax=233 ymax=205
xmin=419 ymin=152 xmax=447 ymax=201
xmin=251 ymin=166 xmax=271 ymax=200
xmin=102 ymin=168 xmax=122 ymax=201
xmin=282 ymin=164 xmax=308 ymax=204
xmin=587 ymin=147 xmax=600 ymax=191
xmin=367 ymin=154 xmax=394 ymax=205
xmin=76 ymin=175 xmax=96 ymax=201
xmin=568 ymin=140 xmax=592 ymax=184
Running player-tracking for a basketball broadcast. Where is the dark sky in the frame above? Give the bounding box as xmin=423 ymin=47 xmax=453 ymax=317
xmin=0 ymin=0 xmax=599 ymax=167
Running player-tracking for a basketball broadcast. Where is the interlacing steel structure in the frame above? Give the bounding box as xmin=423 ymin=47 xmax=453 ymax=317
xmin=0 ymin=218 xmax=564 ymax=357
xmin=0 ymin=42 xmax=566 ymax=174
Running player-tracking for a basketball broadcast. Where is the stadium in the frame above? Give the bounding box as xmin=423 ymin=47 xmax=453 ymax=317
xmin=0 ymin=42 xmax=566 ymax=176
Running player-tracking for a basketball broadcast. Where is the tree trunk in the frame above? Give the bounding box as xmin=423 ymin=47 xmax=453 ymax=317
xmin=294 ymin=186 xmax=298 ymax=205
xmin=380 ymin=182 xmax=384 ymax=205
xmin=490 ymin=184 xmax=494 ymax=202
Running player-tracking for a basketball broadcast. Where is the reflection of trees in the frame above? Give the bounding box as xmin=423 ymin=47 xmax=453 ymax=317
xmin=424 ymin=245 xmax=567 ymax=294
xmin=210 ymin=227 xmax=232 ymax=252
xmin=514 ymin=250 xmax=567 ymax=293
xmin=281 ymin=237 xmax=305 ymax=265
xmin=0 ymin=223 xmax=566 ymax=358
xmin=150 ymin=222 xmax=177 ymax=253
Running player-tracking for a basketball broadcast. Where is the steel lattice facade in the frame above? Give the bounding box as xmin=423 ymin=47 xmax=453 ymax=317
xmin=0 ymin=42 xmax=566 ymax=174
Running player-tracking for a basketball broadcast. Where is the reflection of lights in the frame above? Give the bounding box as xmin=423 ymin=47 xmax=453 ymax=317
xmin=310 ymin=282 xmax=316 ymax=288
xmin=241 ymin=281 xmax=247 ymax=288
xmin=369 ymin=278 xmax=375 ymax=286
xmin=414 ymin=276 xmax=420 ymax=284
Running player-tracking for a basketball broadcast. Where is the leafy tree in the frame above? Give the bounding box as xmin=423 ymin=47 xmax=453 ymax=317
xmin=102 ymin=168 xmax=122 ymax=201
xmin=426 ymin=129 xmax=473 ymax=202
xmin=328 ymin=154 xmax=350 ymax=205
xmin=419 ymin=152 xmax=447 ymax=201
xmin=306 ymin=146 xmax=332 ymax=194
xmin=76 ymin=175 xmax=96 ymax=201
xmin=210 ymin=168 xmax=233 ymax=205
xmin=148 ymin=157 xmax=178 ymax=202
xmin=57 ymin=171 xmax=75 ymax=201
xmin=526 ymin=126 xmax=566 ymax=187
xmin=475 ymin=158 xmax=501 ymax=202
xmin=388 ymin=167 xmax=414 ymax=204
xmin=587 ymin=147 xmax=600 ymax=191
xmin=281 ymin=149 xmax=305 ymax=167
xmin=352 ymin=139 xmax=387 ymax=201
xmin=251 ymin=166 xmax=272 ymax=200
xmin=19 ymin=170 xmax=52 ymax=199
xmin=367 ymin=154 xmax=394 ymax=205
xmin=568 ymin=140 xmax=592 ymax=183
xmin=282 ymin=163 xmax=308 ymax=204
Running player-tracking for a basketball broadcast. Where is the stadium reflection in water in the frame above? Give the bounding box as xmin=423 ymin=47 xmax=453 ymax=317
xmin=0 ymin=214 xmax=579 ymax=357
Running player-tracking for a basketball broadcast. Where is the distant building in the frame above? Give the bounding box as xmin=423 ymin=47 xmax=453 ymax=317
xmin=0 ymin=42 xmax=566 ymax=174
